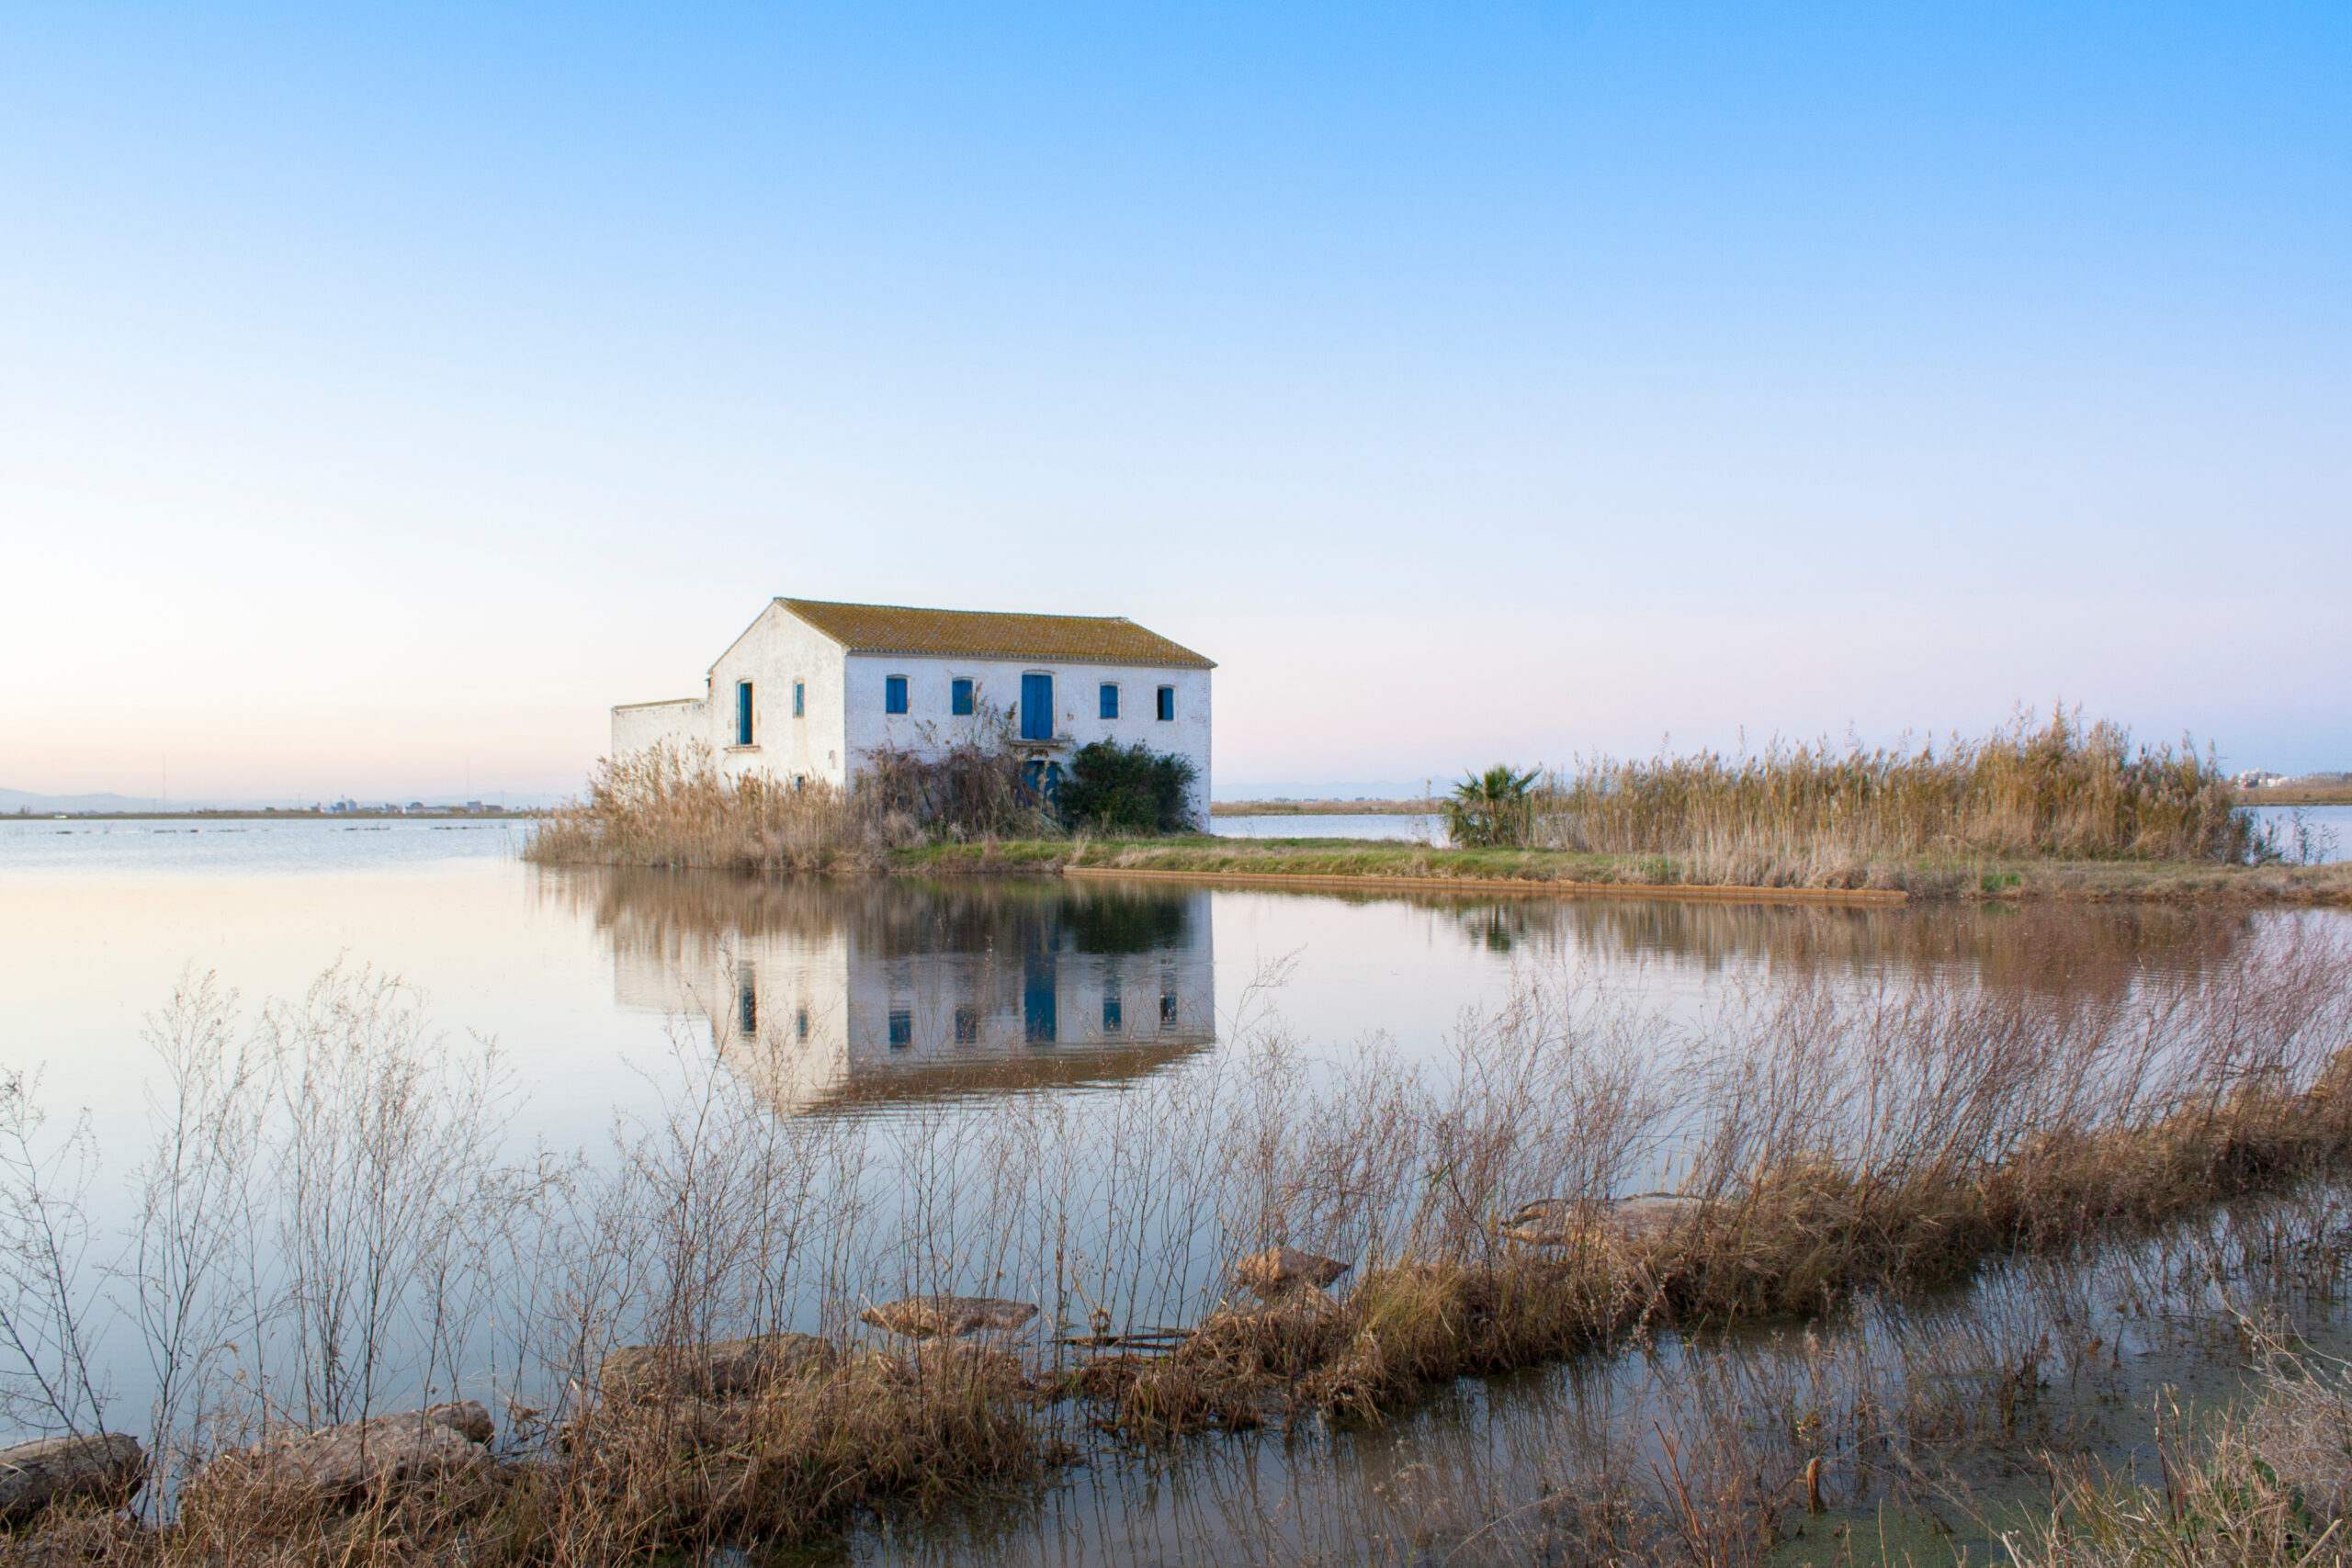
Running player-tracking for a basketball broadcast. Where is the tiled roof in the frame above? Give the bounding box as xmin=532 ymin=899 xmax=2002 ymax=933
xmin=778 ymin=599 xmax=1215 ymax=669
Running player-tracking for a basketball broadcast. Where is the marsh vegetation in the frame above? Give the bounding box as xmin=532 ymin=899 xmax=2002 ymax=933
xmin=1459 ymin=709 xmax=2266 ymax=876
xmin=526 ymin=734 xmax=1201 ymax=875
xmin=530 ymin=714 xmax=2352 ymax=904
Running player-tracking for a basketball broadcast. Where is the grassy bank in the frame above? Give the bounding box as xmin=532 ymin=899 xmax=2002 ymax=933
xmin=7 ymin=932 xmax=2352 ymax=1562
xmin=899 ymin=832 xmax=2352 ymax=904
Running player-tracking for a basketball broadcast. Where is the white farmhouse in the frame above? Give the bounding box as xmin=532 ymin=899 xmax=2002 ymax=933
xmin=612 ymin=598 xmax=1216 ymax=821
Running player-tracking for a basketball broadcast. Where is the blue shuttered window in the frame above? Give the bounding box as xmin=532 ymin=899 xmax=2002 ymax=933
xmin=885 ymin=675 xmax=909 ymax=715
xmin=735 ymin=682 xmax=754 ymax=745
xmin=792 ymin=681 xmax=805 ymax=717
xmin=888 ymin=1008 xmax=912 ymax=1047
xmin=1099 ymin=683 xmax=1119 ymax=719
xmin=952 ymin=678 xmax=975 ymax=716
xmin=1155 ymin=685 xmax=1175 ymax=722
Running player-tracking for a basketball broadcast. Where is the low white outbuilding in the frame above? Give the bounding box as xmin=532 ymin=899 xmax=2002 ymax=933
xmin=613 ymin=597 xmax=1216 ymax=822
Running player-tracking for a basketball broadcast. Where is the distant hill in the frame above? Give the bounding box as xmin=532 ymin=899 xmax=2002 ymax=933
xmin=0 ymin=787 xmax=181 ymax=815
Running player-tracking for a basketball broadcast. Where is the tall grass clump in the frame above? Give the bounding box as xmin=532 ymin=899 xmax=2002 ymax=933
xmin=526 ymin=738 xmax=1060 ymax=874
xmin=1529 ymin=706 xmax=2258 ymax=884
xmin=526 ymin=742 xmax=867 ymax=873
xmin=529 ymin=727 xmax=1210 ymax=874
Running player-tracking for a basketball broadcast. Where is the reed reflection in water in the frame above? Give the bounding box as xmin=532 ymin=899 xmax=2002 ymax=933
xmin=548 ymin=866 xmax=2291 ymax=1120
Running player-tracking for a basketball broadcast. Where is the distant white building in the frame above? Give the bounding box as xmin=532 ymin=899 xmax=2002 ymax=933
xmin=613 ymin=598 xmax=1216 ymax=821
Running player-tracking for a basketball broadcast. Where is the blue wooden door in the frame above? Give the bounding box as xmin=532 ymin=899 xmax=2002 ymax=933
xmin=1021 ymin=672 xmax=1054 ymax=740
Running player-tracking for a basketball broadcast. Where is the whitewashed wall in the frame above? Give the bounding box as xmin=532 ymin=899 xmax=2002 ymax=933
xmin=610 ymin=697 xmax=706 ymax=757
xmin=842 ymin=653 xmax=1213 ymax=825
xmin=701 ymin=603 xmax=853 ymax=786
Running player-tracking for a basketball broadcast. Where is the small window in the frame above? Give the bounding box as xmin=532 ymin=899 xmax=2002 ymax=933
xmin=795 ymin=1007 xmax=809 ymax=1043
xmin=951 ymin=678 xmax=975 ymax=716
xmin=1160 ymin=990 xmax=1178 ymax=1027
xmin=793 ymin=681 xmax=805 ymax=717
xmin=885 ymin=675 xmax=909 ymax=715
xmin=954 ymin=1005 xmax=979 ymax=1043
xmin=736 ymin=682 xmax=755 ymax=745
xmin=888 ymin=1008 xmax=912 ymax=1048
xmin=1102 ymin=993 xmax=1123 ymax=1032
xmin=1099 ymin=683 xmax=1119 ymax=720
xmin=1156 ymin=685 xmax=1175 ymax=722
xmin=737 ymin=976 xmax=757 ymax=1037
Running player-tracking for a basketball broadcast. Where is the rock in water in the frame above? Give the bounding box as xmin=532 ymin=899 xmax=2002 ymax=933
xmin=1611 ymin=1194 xmax=1704 ymax=1238
xmin=421 ymin=1400 xmax=495 ymax=1445
xmin=1232 ymin=1246 xmax=1351 ymax=1299
xmin=859 ymin=1296 xmax=1040 ymax=1339
xmin=0 ymin=1433 xmax=145 ymax=1522
xmin=1499 ymin=1194 xmax=1703 ymax=1247
xmin=1498 ymin=1197 xmax=1575 ymax=1246
xmin=600 ymin=1333 xmax=834 ymax=1402
xmin=210 ymin=1403 xmax=492 ymax=1497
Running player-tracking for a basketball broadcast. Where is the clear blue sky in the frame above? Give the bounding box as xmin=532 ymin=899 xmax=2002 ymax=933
xmin=3 ymin=4 xmax=2346 ymax=801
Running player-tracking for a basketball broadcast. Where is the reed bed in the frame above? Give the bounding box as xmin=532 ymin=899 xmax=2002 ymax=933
xmin=5 ymin=926 xmax=2352 ymax=1562
xmin=1505 ymin=708 xmax=2262 ymax=885
xmin=525 ymin=739 xmax=1060 ymax=875
xmin=525 ymin=742 xmax=874 ymax=873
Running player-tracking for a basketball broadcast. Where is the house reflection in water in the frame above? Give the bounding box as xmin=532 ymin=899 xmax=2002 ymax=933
xmin=583 ymin=871 xmax=1217 ymax=1113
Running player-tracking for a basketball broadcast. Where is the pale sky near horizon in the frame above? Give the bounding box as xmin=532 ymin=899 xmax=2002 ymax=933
xmin=3 ymin=5 xmax=2346 ymax=803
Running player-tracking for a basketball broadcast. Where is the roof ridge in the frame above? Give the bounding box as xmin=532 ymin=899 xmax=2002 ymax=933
xmin=782 ymin=596 xmax=1142 ymax=624
xmin=773 ymin=598 xmax=1214 ymax=669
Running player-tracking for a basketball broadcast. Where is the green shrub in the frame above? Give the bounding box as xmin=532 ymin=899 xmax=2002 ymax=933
xmin=1060 ymin=741 xmax=1200 ymax=834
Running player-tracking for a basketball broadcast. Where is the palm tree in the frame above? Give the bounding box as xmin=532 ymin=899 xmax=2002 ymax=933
xmin=1447 ymin=764 xmax=1541 ymax=848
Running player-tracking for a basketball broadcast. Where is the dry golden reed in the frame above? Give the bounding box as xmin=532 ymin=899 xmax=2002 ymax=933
xmin=526 ymin=738 xmax=1054 ymax=874
xmin=525 ymin=741 xmax=870 ymax=874
xmin=1520 ymin=705 xmax=2257 ymax=882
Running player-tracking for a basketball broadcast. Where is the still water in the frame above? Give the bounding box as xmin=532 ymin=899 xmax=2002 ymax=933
xmin=4 ymin=816 xmax=2312 ymax=1159
xmin=1 ymin=817 xmax=2345 ymax=1562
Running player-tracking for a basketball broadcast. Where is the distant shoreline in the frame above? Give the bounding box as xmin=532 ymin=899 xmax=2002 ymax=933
xmin=1209 ymin=798 xmax=1438 ymax=816
xmin=5 ymin=808 xmax=534 ymax=823
xmin=2245 ymin=785 xmax=2352 ymax=807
